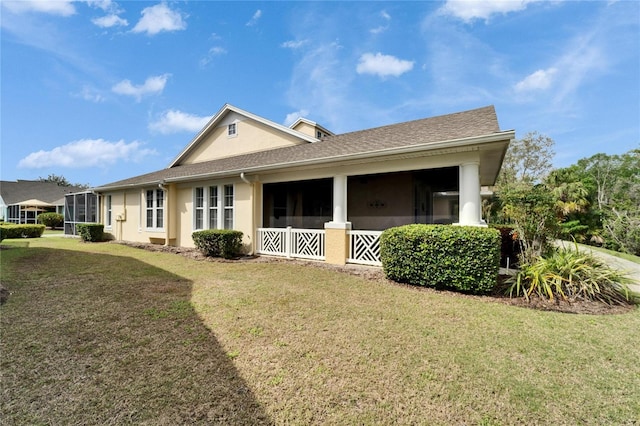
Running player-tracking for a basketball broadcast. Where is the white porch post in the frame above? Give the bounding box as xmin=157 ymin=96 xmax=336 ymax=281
xmin=325 ymin=174 xmax=351 ymax=265
xmin=331 ymin=174 xmax=348 ymax=225
xmin=458 ymin=162 xmax=484 ymax=226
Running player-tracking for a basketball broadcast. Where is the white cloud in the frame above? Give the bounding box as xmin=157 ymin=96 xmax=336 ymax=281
xmin=356 ymin=52 xmax=414 ymax=77
xmin=284 ymin=109 xmax=310 ymax=127
xmin=92 ymin=14 xmax=128 ymax=28
xmin=514 ymin=67 xmax=557 ymax=92
xmin=18 ymin=139 xmax=157 ymax=169
xmin=86 ymin=0 xmax=116 ymax=12
xmin=513 ymin=29 xmax=608 ymax=104
xmin=2 ymin=0 xmax=76 ymax=16
xmin=76 ymin=86 xmax=105 ymax=103
xmin=149 ymin=110 xmax=212 ymax=134
xmin=246 ymin=9 xmax=262 ymax=26
xmin=131 ymin=3 xmax=186 ymax=35
xmin=285 ymin=40 xmax=354 ymax=132
xmin=370 ymin=10 xmax=391 ymax=34
xmin=440 ymin=0 xmax=536 ymax=23
xmin=111 ymin=74 xmax=170 ymax=101
xmin=281 ymin=39 xmax=309 ymax=49
xmin=199 ymin=46 xmax=227 ymax=67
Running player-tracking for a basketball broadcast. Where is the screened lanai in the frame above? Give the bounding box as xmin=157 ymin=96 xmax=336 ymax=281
xmin=261 ymin=167 xmax=461 ymax=231
xmin=64 ymin=191 xmax=99 ymax=235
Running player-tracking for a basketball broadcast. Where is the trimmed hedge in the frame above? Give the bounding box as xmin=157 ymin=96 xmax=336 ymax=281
xmin=192 ymin=229 xmax=243 ymax=259
xmin=380 ymin=224 xmax=501 ymax=294
xmin=0 ymin=224 xmax=45 ymax=240
xmin=37 ymin=212 xmax=64 ymax=229
xmin=76 ymin=223 xmax=104 ymax=242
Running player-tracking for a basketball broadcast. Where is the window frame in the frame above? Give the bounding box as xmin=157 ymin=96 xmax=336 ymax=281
xmin=145 ymin=188 xmax=165 ymax=231
xmin=193 ymin=184 xmax=234 ymax=231
xmin=106 ymin=195 xmax=112 ymax=228
xmin=227 ymin=122 xmax=237 ymax=137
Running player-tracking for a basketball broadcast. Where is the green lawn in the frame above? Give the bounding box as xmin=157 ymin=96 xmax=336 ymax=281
xmin=584 ymin=243 xmax=640 ymax=265
xmin=1 ymin=237 xmax=639 ymax=425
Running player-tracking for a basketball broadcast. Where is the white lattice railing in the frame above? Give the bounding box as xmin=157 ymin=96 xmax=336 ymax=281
xmin=256 ymin=227 xmax=325 ymax=261
xmin=256 ymin=228 xmax=288 ymax=256
xmin=348 ymin=230 xmax=383 ymax=266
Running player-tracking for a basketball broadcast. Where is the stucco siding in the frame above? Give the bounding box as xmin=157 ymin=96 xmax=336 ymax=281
xmin=180 ymin=119 xmax=307 ymax=165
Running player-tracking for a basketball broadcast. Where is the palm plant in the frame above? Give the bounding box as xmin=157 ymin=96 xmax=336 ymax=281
xmin=508 ymin=242 xmax=634 ymax=305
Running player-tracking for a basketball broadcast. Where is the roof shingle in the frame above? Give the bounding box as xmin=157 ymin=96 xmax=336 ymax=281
xmin=95 ymin=105 xmax=506 ymax=190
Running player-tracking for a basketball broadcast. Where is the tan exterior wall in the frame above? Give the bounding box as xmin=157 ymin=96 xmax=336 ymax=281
xmin=180 ymin=119 xmax=307 ymax=165
xmin=176 ymin=186 xmax=193 ymax=247
xmin=291 ymin=121 xmax=316 ymax=137
xmin=234 ymin=182 xmax=254 ymax=252
xmin=324 ymin=227 xmax=349 ymax=265
xmin=173 ymin=180 xmax=255 ymax=251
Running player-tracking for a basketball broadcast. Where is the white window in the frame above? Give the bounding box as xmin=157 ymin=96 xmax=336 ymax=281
xmin=209 ymin=186 xmax=218 ymax=229
xmin=194 ymin=187 xmax=204 ymax=230
xmin=228 ymin=122 xmax=237 ymax=137
xmin=224 ymin=184 xmax=234 ymax=229
xmin=192 ymin=184 xmax=233 ymax=230
xmin=106 ymin=195 xmax=112 ymax=227
xmin=145 ymin=189 xmax=164 ymax=229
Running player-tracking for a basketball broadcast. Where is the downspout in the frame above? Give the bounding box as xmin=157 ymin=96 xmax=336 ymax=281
xmin=240 ymin=173 xmax=255 ymax=255
xmin=158 ymin=181 xmax=169 ymax=246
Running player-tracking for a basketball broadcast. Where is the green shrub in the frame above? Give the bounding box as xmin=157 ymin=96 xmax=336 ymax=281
xmin=75 ymin=223 xmax=104 ymax=242
xmin=37 ymin=212 xmax=64 ymax=229
xmin=0 ymin=224 xmax=46 ymax=240
xmin=192 ymin=229 xmax=243 ymax=259
xmin=508 ymin=243 xmax=634 ymax=305
xmin=380 ymin=224 xmax=501 ymax=294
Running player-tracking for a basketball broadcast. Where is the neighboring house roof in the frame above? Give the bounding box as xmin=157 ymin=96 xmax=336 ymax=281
xmin=0 ymin=180 xmax=84 ymax=206
xmin=94 ymin=105 xmax=514 ymax=191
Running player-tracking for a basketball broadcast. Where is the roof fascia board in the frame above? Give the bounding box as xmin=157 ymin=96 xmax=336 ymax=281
xmin=168 ymin=104 xmax=319 ymax=168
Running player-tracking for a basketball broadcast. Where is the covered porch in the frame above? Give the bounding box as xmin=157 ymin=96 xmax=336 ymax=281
xmin=256 ymin=162 xmax=485 ymax=266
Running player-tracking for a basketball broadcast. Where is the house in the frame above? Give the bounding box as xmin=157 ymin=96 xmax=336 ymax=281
xmin=91 ymin=104 xmax=514 ymax=265
xmin=0 ymin=180 xmax=83 ymax=224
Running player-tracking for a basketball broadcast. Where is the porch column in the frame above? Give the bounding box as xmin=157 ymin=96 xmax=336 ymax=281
xmin=458 ymin=162 xmax=484 ymax=226
xmin=325 ymin=174 xmax=351 ymax=265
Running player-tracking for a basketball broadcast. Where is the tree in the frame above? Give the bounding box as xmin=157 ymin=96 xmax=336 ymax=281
xmin=496 ymin=131 xmax=555 ymax=188
xmin=500 ymin=184 xmax=559 ymax=263
xmin=38 ymin=174 xmax=89 ymax=189
xmin=549 ymin=148 xmax=640 ymax=254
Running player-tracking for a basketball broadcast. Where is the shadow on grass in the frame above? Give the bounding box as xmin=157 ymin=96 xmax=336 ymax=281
xmin=0 ymin=246 xmax=272 ymax=425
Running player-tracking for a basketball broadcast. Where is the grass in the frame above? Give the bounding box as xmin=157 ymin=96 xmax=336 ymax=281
xmin=2 ymin=237 xmax=640 ymax=425
xmin=583 ymin=243 xmax=640 ymax=265
xmin=42 ymin=228 xmax=64 ymax=235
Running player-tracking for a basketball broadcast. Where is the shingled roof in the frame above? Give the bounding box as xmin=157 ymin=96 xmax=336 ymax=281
xmin=0 ymin=180 xmax=84 ymax=206
xmin=94 ymin=105 xmax=511 ymax=190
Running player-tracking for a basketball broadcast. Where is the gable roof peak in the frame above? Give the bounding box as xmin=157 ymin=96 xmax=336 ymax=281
xmin=168 ymin=103 xmax=320 ymax=168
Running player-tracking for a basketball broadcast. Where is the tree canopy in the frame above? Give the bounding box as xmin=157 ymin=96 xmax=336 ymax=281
xmin=38 ymin=174 xmax=89 ymax=189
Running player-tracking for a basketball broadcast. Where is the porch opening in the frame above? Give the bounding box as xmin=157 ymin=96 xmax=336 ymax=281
xmin=262 ymin=178 xmax=332 ymax=229
xmin=347 ymin=167 xmax=459 ymax=231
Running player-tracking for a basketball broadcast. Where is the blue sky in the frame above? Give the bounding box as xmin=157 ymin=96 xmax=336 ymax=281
xmin=1 ymin=1 xmax=638 ymax=188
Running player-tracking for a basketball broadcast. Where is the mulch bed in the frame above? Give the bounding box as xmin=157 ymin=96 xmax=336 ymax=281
xmin=111 ymin=241 xmax=637 ymax=315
